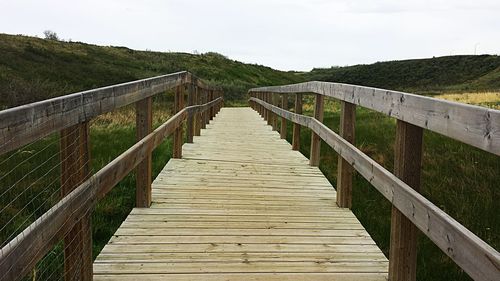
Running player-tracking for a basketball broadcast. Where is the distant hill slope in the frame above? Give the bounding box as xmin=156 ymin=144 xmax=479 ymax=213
xmin=0 ymin=33 xmax=302 ymax=108
xmin=306 ymin=55 xmax=500 ymax=94
xmin=1 ymin=33 xmax=500 ymax=108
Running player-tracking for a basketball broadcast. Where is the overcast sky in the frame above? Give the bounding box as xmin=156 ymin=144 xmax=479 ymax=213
xmin=1 ymin=0 xmax=499 ymax=71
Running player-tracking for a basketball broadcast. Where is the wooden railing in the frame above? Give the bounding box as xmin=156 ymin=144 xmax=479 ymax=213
xmin=0 ymin=71 xmax=223 ymax=281
xmin=248 ymin=82 xmax=500 ymax=281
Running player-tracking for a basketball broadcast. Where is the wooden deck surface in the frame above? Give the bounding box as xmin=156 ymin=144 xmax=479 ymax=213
xmin=93 ymin=107 xmax=388 ymax=280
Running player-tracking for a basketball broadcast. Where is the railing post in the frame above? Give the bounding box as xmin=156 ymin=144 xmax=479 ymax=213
xmin=309 ymin=94 xmax=324 ymax=166
xmin=280 ymin=94 xmax=287 ymax=139
xmin=61 ymin=122 xmax=92 ymax=281
xmin=292 ymin=93 xmax=302 ymax=151
xmin=388 ymin=120 xmax=424 ymax=281
xmin=201 ymin=89 xmax=207 ymax=129
xmin=195 ymin=86 xmax=202 ymax=136
xmin=173 ymin=85 xmax=185 ymax=158
xmin=336 ymin=102 xmax=356 ymax=208
xmin=267 ymin=93 xmax=273 ymax=126
xmin=209 ymin=90 xmax=215 ymax=120
xmin=271 ymin=94 xmax=278 ymax=131
xmin=187 ymin=83 xmax=195 ymax=143
xmin=135 ymin=97 xmax=152 ymax=207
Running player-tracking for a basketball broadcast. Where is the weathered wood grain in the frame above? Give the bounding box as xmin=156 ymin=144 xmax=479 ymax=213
xmin=60 ymin=122 xmax=92 ymax=281
xmin=310 ymin=94 xmax=324 ymax=166
xmin=249 ymin=82 xmax=500 ymax=156
xmin=250 ymin=98 xmax=500 ymax=281
xmin=389 ymin=120 xmax=423 ymax=281
xmin=336 ymin=102 xmax=356 ymax=208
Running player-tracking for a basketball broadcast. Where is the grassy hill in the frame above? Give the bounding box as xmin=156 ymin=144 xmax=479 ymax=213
xmin=306 ymin=55 xmax=500 ymax=94
xmin=0 ymin=33 xmax=303 ymax=108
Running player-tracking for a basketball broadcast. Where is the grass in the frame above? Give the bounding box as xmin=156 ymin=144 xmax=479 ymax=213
xmin=282 ymin=96 xmax=499 ymax=281
xmin=433 ymin=91 xmax=500 ymax=109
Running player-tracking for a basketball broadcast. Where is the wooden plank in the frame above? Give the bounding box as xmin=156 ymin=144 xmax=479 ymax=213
xmin=388 ymin=120 xmax=423 ymax=281
xmin=310 ymin=94 xmax=324 ymax=166
xmin=135 ymin=97 xmax=153 ymax=208
xmin=60 ymin=122 xmax=92 ymax=281
xmin=249 ymin=82 xmax=500 ymax=156
xmin=93 ymin=273 xmax=389 ymax=281
xmin=250 ymin=99 xmax=500 ymax=281
xmin=336 ymin=101 xmax=356 ymax=208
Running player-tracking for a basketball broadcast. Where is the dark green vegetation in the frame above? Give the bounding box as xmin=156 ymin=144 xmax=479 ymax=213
xmin=286 ymin=98 xmax=498 ymax=281
xmin=307 ymin=55 xmax=500 ymax=94
xmin=0 ymin=33 xmax=302 ymax=108
xmin=0 ymin=33 xmax=499 ymax=280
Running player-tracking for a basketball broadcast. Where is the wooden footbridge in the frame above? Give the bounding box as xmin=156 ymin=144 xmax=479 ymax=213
xmin=0 ymin=71 xmax=498 ymax=281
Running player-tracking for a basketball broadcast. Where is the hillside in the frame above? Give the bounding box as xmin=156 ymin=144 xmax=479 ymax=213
xmin=306 ymin=55 xmax=500 ymax=94
xmin=1 ymin=33 xmax=500 ymax=109
xmin=0 ymin=33 xmax=302 ymax=108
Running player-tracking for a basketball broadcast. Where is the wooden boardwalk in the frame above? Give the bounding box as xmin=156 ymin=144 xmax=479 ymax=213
xmin=93 ymin=107 xmax=388 ymax=280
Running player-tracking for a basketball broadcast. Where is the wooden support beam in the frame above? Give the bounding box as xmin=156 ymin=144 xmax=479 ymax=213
xmin=309 ymin=94 xmax=324 ymax=166
xmin=272 ymin=95 xmax=278 ymax=131
xmin=209 ymin=90 xmax=215 ymax=120
xmin=173 ymin=86 xmax=185 ymax=159
xmin=60 ymin=122 xmax=92 ymax=281
xmin=135 ymin=97 xmax=152 ymax=207
xmin=195 ymin=87 xmax=202 ymax=136
xmin=280 ymin=94 xmax=287 ymax=139
xmin=186 ymin=84 xmax=195 ymax=143
xmin=336 ymin=102 xmax=356 ymax=208
xmin=388 ymin=120 xmax=423 ymax=281
xmin=292 ymin=94 xmax=302 ymax=151
xmin=201 ymin=89 xmax=207 ymax=129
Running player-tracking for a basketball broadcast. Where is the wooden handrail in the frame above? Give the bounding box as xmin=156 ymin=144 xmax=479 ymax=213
xmin=249 ymin=96 xmax=500 ymax=281
xmin=0 ymin=97 xmax=223 ymax=281
xmin=249 ymin=82 xmax=500 ymax=156
xmin=0 ymin=71 xmax=220 ymax=155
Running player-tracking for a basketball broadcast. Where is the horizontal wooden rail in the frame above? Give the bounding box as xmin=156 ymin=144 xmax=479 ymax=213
xmin=0 ymin=71 xmax=220 ymax=155
xmin=0 ymin=97 xmax=223 ymax=281
xmin=249 ymin=97 xmax=500 ymax=281
xmin=250 ymin=82 xmax=500 ymax=156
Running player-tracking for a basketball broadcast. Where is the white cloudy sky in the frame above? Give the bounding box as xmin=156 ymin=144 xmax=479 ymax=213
xmin=1 ymin=0 xmax=499 ymax=71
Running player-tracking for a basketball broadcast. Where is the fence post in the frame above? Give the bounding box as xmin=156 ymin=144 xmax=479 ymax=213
xmin=209 ymin=90 xmax=215 ymax=120
xmin=195 ymin=86 xmax=202 ymax=136
xmin=388 ymin=120 xmax=423 ymax=281
xmin=201 ymin=89 xmax=207 ymax=129
xmin=173 ymin=85 xmax=185 ymax=158
xmin=187 ymin=83 xmax=195 ymax=143
xmin=267 ymin=93 xmax=273 ymax=126
xmin=272 ymin=94 xmax=278 ymax=131
xmin=61 ymin=122 xmax=92 ymax=281
xmin=336 ymin=102 xmax=356 ymax=208
xmin=292 ymin=93 xmax=302 ymax=151
xmin=280 ymin=94 xmax=287 ymax=139
xmin=135 ymin=97 xmax=152 ymax=207
xmin=309 ymin=94 xmax=324 ymax=166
